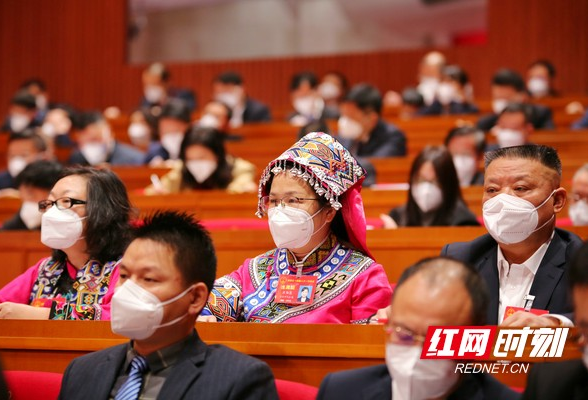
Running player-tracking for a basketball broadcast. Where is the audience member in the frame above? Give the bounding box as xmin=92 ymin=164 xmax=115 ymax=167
xmin=145 ymin=126 xmax=256 ymax=195
xmin=199 ymin=133 xmax=392 ymax=323
xmin=381 ymin=146 xmax=479 ymax=228
xmin=318 ymin=257 xmax=519 ymax=400
xmin=416 ymin=50 xmax=446 ymax=105
xmin=1 ymin=160 xmax=63 ymax=231
xmin=0 ymin=130 xmax=50 ymax=190
xmin=0 ymin=167 xmax=133 ymax=320
xmin=442 ymin=145 xmax=583 ymax=325
xmin=444 ymin=125 xmax=486 ymax=187
xmin=144 ymin=99 xmax=192 ymax=165
xmin=140 ymin=62 xmax=196 ymax=112
xmin=58 ymin=211 xmax=279 ymax=399
xmin=20 ymin=78 xmax=51 ymax=123
xmin=127 ymin=108 xmax=157 ymax=149
xmin=491 ymin=102 xmax=534 ymax=148
xmin=571 ymin=108 xmax=588 ymax=130
xmin=526 ymin=59 xmax=558 ymax=99
xmin=317 ymin=71 xmax=349 ymax=119
xmin=522 ymin=241 xmax=588 ymax=399
xmin=1 ymin=90 xmax=39 ymax=134
xmin=288 ymin=71 xmax=333 ymax=126
xmin=569 ymin=164 xmax=588 ymax=226
xmin=69 ymin=111 xmax=144 ymax=166
xmin=41 ymin=105 xmax=77 ymax=149
xmin=399 ymin=87 xmax=425 ymax=119
xmin=477 ymin=69 xmax=554 ymax=131
xmin=212 ymin=71 xmax=271 ymax=127
xmin=337 ymin=83 xmax=407 ymax=157
xmin=421 ymin=64 xmax=479 ymax=115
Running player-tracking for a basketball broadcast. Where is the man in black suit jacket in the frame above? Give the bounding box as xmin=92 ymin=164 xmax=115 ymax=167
xmin=476 ymin=69 xmax=554 ymax=131
xmin=442 ymin=145 xmax=583 ymax=326
xmin=58 ymin=211 xmax=278 ymax=400
xmin=318 ymin=257 xmax=519 ymax=400
xmin=522 ymin=241 xmax=588 ymax=400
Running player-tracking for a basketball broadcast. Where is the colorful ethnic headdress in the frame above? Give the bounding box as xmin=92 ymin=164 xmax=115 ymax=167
xmin=257 ymin=132 xmax=372 ymax=257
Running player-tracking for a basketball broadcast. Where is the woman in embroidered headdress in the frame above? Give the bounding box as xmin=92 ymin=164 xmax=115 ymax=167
xmin=199 ymin=132 xmax=392 ymax=323
xmin=0 ymin=167 xmax=133 ymax=320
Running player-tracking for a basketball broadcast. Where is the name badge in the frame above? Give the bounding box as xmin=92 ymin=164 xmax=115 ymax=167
xmin=503 ymin=305 xmax=549 ymax=322
xmin=275 ymin=275 xmax=318 ymax=305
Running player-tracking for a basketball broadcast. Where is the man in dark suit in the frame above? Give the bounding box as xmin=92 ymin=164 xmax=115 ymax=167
xmin=140 ymin=62 xmax=197 ymax=112
xmin=213 ymin=71 xmax=271 ymax=127
xmin=337 ymin=83 xmax=407 ymax=158
xmin=522 ymin=241 xmax=588 ymax=400
xmin=318 ymin=257 xmax=519 ymax=400
xmin=69 ymin=111 xmax=144 ymax=166
xmin=477 ymin=69 xmax=554 ymax=131
xmin=58 ymin=211 xmax=278 ymax=400
xmin=442 ymin=145 xmax=583 ymax=326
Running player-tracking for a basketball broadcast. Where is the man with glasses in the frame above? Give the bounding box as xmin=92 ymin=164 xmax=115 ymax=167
xmin=522 ymin=241 xmax=588 ymax=399
xmin=317 ymin=257 xmax=519 ymax=400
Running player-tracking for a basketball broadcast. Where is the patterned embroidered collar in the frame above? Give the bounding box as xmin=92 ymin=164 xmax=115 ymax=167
xmin=286 ymin=233 xmax=337 ymax=271
xmin=256 ymin=132 xmax=365 ymax=217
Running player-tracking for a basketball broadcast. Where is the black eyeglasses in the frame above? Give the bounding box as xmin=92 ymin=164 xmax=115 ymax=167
xmin=38 ymin=197 xmax=87 ymax=212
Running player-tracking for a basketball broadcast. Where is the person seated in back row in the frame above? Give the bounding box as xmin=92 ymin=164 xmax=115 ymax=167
xmin=444 ymin=125 xmax=486 ymax=187
xmin=58 ymin=211 xmax=278 ymax=400
xmin=145 ymin=126 xmax=256 ymax=195
xmin=380 ymin=145 xmax=479 ymax=229
xmin=145 ymin=99 xmax=192 ymax=166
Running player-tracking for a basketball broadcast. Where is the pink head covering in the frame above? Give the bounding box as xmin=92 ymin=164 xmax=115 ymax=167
xmin=256 ymin=132 xmax=373 ymax=259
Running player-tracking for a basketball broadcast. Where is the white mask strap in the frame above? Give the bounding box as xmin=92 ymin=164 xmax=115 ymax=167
xmin=159 ymin=284 xmax=195 ymax=307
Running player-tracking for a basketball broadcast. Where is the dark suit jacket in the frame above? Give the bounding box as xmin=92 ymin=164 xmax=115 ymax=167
xmin=144 ymin=142 xmax=170 ymax=164
xmin=140 ymin=87 xmax=197 ymax=112
xmin=522 ymin=359 xmax=588 ymax=400
xmin=243 ymin=98 xmax=271 ymax=122
xmin=390 ymin=199 xmax=480 ymax=227
xmin=58 ymin=331 xmax=278 ymax=400
xmin=441 ymin=228 xmax=583 ymax=324
xmin=476 ymin=104 xmax=554 ymax=131
xmin=317 ymin=364 xmax=520 ymax=400
xmin=0 ymin=171 xmax=14 ymax=190
xmin=418 ymin=99 xmax=480 ymax=115
xmin=338 ymin=119 xmax=407 ymax=158
xmin=69 ymin=141 xmax=145 ymax=166
xmin=0 ymin=211 xmax=31 ymax=231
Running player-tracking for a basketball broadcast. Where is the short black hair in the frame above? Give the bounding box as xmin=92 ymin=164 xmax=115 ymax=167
xmin=11 ymin=90 xmax=37 ymax=109
xmin=498 ymin=102 xmax=533 ymax=124
xmin=8 ymin=130 xmax=47 ymax=152
xmin=52 ymin=167 xmax=134 ymax=264
xmin=444 ymin=126 xmax=486 ymax=154
xmin=209 ymin=100 xmax=233 ymax=121
xmin=20 ymin=78 xmax=47 ymax=92
xmin=132 ymin=211 xmax=217 ymax=292
xmin=395 ymin=256 xmax=489 ymax=326
xmin=15 ymin=160 xmax=63 ymax=190
xmin=528 ymin=59 xmax=556 ymax=78
xmin=492 ymin=68 xmax=526 ymax=92
xmin=484 ymin=144 xmax=562 ymax=181
xmin=344 ymin=83 xmax=383 ymax=114
xmin=290 ymin=71 xmax=318 ymax=91
xmin=160 ymin=99 xmax=191 ymax=123
xmin=401 ymin=87 xmax=425 ymax=108
xmin=442 ymin=65 xmax=469 ymax=86
xmin=74 ymin=111 xmax=105 ymax=130
xmin=215 ymin=71 xmax=243 ymax=85
xmin=569 ymin=241 xmax=588 ymax=288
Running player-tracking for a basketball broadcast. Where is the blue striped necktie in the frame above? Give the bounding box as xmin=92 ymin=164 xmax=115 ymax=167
xmin=115 ymin=355 xmax=149 ymax=400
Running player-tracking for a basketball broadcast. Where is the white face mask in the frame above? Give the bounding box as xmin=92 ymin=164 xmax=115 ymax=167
xmin=318 ymin=82 xmax=341 ymax=100
xmin=10 ymin=114 xmax=31 ymax=133
xmin=128 ymin=123 xmax=150 ymax=145
xmin=452 ymin=154 xmax=477 ymax=187
xmin=417 ymin=77 xmax=439 ymax=105
xmin=386 ymin=343 xmax=459 ymax=400
xmin=111 ymin=279 xmax=193 ymax=340
xmin=436 ymin=82 xmax=458 ymax=105
xmin=483 ymin=191 xmax=555 ymax=244
xmin=144 ymin=85 xmax=165 ymax=103
xmin=569 ymin=199 xmax=588 ymax=226
xmin=20 ymin=201 xmax=42 ymax=229
xmin=293 ymin=96 xmax=317 ymax=117
xmin=337 ymin=116 xmax=363 ymax=140
xmin=8 ymin=156 xmax=28 ymax=178
xmin=492 ymin=99 xmax=509 ymax=114
xmin=161 ymin=132 xmax=184 ymax=159
xmin=36 ymin=94 xmax=48 ymax=110
xmin=527 ymin=77 xmax=549 ymax=97
xmin=80 ymin=142 xmax=109 ymax=165
xmin=411 ymin=182 xmax=443 ymax=213
xmin=268 ymin=205 xmax=324 ymax=249
xmin=198 ymin=114 xmax=221 ymax=129
xmin=495 ymin=128 xmax=526 ymax=148
xmin=215 ymin=90 xmax=241 ymax=109
xmin=41 ymin=122 xmax=57 ymax=138
xmin=186 ymin=159 xmax=218 ymax=183
xmin=41 ymin=206 xmax=86 ymax=249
